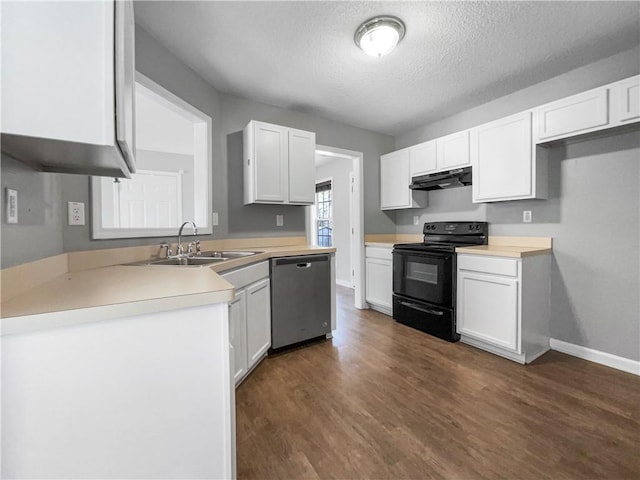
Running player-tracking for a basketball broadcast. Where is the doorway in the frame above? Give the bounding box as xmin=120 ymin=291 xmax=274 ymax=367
xmin=307 ymin=145 xmax=366 ymax=310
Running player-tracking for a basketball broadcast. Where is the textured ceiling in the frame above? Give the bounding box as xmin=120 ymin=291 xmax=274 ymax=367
xmin=134 ymin=1 xmax=640 ymax=136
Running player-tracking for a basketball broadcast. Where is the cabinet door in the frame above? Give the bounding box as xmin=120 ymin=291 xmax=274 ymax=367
xmin=365 ymin=257 xmax=393 ymax=310
xmin=436 ymin=131 xmax=470 ymax=170
xmin=409 ymin=140 xmax=437 ymax=177
xmin=114 ymin=0 xmax=136 ymax=172
xmin=472 ymin=111 xmax=533 ymax=202
xmin=288 ymin=128 xmax=316 ymax=204
xmin=458 ymin=271 xmax=519 ymax=352
xmin=612 ymin=75 xmax=640 ymax=125
xmin=380 ymin=149 xmax=411 ymax=210
xmin=535 ymin=87 xmax=609 ymax=142
xmin=253 ymin=123 xmax=287 ymax=202
xmin=229 ymin=290 xmax=247 ymax=385
xmin=246 ymin=278 xmax=271 ymax=369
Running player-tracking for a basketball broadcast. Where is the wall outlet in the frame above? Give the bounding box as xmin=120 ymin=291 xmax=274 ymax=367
xmin=523 ymin=210 xmax=532 ymax=223
xmin=68 ymin=201 xmax=85 ymax=226
xmin=276 ymin=214 xmax=284 ymax=227
xmin=6 ymin=188 xmax=18 ymax=224
xmin=212 ymin=212 xmax=219 ymax=226
xmin=413 ymin=215 xmax=420 ymax=225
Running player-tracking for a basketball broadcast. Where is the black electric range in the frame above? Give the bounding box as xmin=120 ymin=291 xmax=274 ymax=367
xmin=392 ymin=221 xmax=488 ymax=341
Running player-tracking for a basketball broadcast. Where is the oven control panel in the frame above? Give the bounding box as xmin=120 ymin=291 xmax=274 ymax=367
xmin=423 ymin=222 xmax=488 ymax=235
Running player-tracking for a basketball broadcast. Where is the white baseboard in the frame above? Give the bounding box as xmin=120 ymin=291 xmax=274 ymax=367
xmin=550 ymin=338 xmax=640 ymax=376
xmin=335 ymin=279 xmax=354 ymax=289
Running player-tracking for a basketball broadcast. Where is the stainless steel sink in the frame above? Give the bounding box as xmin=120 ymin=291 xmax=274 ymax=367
xmin=199 ymin=251 xmax=262 ymax=259
xmin=149 ymin=257 xmax=227 ymax=266
xmin=124 ymin=251 xmax=262 ymax=267
xmin=126 ymin=257 xmax=226 ymax=267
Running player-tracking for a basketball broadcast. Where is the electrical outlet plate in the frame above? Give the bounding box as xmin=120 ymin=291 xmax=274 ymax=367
xmin=523 ymin=210 xmax=532 ymax=223
xmin=212 ymin=212 xmax=219 ymax=226
xmin=276 ymin=214 xmax=284 ymax=227
xmin=413 ymin=215 xmax=420 ymax=225
xmin=68 ymin=201 xmax=85 ymax=226
xmin=6 ymin=188 xmax=18 ymax=224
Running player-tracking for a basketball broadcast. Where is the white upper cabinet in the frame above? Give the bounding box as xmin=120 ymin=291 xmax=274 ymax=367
xmin=1 ymin=0 xmax=136 ymax=177
xmin=380 ymin=148 xmax=426 ymax=210
xmin=436 ymin=130 xmax=471 ymax=170
xmin=288 ymin=128 xmax=316 ymax=204
xmin=472 ymin=111 xmax=546 ymax=203
xmin=381 ymin=149 xmax=411 ymax=209
xmin=244 ymin=120 xmax=315 ymax=205
xmin=409 ymin=140 xmax=437 ymax=176
xmin=534 ymin=87 xmax=610 ymax=142
xmin=535 ymin=75 xmax=640 ymax=143
xmin=612 ymin=75 xmax=640 ymax=125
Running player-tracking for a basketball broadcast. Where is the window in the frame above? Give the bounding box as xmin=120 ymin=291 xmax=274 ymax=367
xmin=316 ymin=181 xmax=333 ymax=247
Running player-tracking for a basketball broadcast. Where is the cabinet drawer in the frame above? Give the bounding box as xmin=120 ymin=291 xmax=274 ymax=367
xmin=457 ymin=255 xmax=518 ymax=277
xmin=365 ymin=246 xmax=393 ymax=261
xmin=221 ymin=261 xmax=269 ymax=289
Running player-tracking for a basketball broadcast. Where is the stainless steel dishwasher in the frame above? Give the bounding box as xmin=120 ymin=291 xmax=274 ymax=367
xmin=270 ymin=254 xmax=331 ymax=349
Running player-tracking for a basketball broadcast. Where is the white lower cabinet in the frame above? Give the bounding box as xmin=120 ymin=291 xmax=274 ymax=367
xmin=245 ymin=278 xmax=271 ymax=369
xmin=365 ymin=245 xmax=393 ymax=315
xmin=222 ymin=262 xmax=271 ymax=386
xmin=228 ymin=290 xmax=247 ymax=384
xmin=457 ymin=253 xmax=550 ymax=364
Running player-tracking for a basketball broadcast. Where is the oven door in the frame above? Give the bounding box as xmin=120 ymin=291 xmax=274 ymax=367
xmin=393 ymin=249 xmax=453 ymax=307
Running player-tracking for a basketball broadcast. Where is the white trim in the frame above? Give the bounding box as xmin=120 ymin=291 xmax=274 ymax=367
xmin=311 ymin=145 xmax=366 ymax=310
xmin=550 ymin=338 xmax=640 ymax=376
xmin=92 ymin=72 xmax=213 ymax=240
xmin=335 ymin=279 xmax=353 ymax=289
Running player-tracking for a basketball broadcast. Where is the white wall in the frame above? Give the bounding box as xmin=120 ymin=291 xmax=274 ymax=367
xmin=315 ymin=158 xmax=354 ymax=287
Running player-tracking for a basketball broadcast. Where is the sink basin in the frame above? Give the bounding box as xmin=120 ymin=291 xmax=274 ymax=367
xmin=199 ymin=251 xmax=262 ymax=259
xmin=149 ymin=257 xmax=226 ymax=266
xmin=126 ymin=257 xmax=226 ymax=267
xmin=124 ymin=251 xmax=262 ymax=267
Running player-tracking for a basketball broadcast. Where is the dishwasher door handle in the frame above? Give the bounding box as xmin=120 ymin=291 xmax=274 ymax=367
xmin=296 ymin=263 xmax=311 ymax=269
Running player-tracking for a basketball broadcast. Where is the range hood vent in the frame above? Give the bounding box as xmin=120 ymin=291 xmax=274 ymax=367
xmin=409 ymin=167 xmax=472 ymax=191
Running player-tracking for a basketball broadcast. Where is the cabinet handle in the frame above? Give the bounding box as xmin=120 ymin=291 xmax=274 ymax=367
xmin=296 ymin=263 xmax=311 ymax=269
xmin=399 ymin=301 xmax=444 ymax=316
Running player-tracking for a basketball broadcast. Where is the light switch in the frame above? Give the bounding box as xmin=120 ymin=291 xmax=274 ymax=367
xmin=276 ymin=215 xmax=284 ymax=227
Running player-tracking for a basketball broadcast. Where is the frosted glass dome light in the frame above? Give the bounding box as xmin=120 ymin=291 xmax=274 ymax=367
xmin=355 ymin=16 xmax=406 ymax=57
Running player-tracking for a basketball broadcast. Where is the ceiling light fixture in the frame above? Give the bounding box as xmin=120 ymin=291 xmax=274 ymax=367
xmin=354 ymin=15 xmax=406 ymax=57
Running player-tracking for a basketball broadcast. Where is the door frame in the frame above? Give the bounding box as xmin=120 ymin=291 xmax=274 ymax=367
xmin=309 ymin=145 xmax=366 ymax=310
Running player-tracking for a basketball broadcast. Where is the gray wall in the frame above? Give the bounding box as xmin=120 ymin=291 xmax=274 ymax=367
xmin=316 ymin=158 xmax=354 ymax=285
xmin=393 ymin=46 xmax=640 ymax=361
xmin=218 ymin=93 xmax=395 ymax=238
xmin=59 ymin=25 xmax=395 ymax=252
xmin=0 ymin=155 xmax=64 ymax=268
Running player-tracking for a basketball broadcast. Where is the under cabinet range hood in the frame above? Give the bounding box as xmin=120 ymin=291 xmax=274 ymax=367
xmin=409 ymin=167 xmax=472 ymax=191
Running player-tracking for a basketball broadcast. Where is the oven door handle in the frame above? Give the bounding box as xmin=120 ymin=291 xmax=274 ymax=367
xmin=399 ymin=301 xmax=444 ymax=316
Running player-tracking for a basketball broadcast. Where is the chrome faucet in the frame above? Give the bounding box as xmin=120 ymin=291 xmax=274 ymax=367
xmin=177 ymin=221 xmax=198 ymax=256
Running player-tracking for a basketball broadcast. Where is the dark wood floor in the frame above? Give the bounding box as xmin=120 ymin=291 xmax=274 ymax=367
xmin=236 ymin=286 xmax=640 ymax=479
